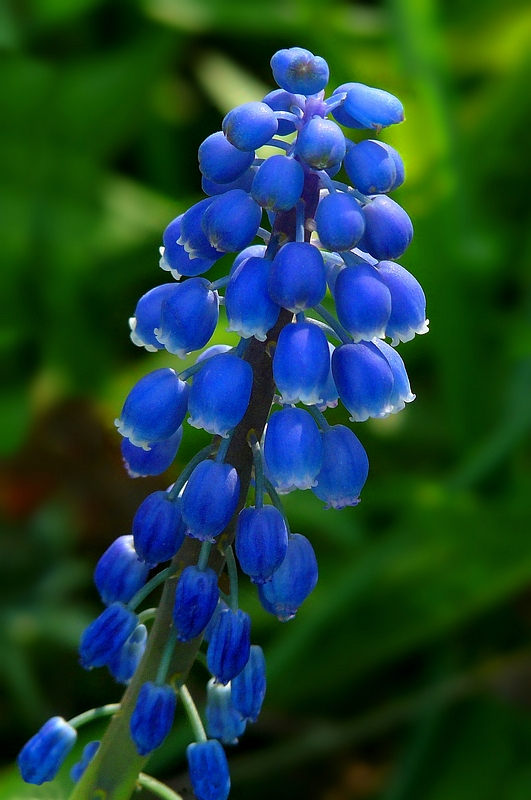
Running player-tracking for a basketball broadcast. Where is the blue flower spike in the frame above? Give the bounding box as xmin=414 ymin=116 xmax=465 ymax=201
xmin=187 ymin=739 xmax=231 ymax=800
xmin=18 ymin=717 xmax=77 ymax=785
xmin=130 ymin=682 xmax=176 ymax=756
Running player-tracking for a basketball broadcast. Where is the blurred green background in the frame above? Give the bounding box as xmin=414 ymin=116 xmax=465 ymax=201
xmin=2 ymin=0 xmax=531 ymax=797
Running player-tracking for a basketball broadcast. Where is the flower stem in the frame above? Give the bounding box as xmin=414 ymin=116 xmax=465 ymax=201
xmin=137 ymin=773 xmax=184 ymax=800
xmin=69 ymin=704 xmax=121 ymax=730
xmin=177 ymin=684 xmax=207 ymax=743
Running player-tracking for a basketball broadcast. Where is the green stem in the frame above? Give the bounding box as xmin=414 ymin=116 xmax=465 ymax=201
xmin=155 ymin=628 xmax=177 ymax=686
xmin=138 ymin=608 xmax=157 ymax=625
xmin=197 ymin=541 xmax=212 ymax=571
xmin=224 ymin=545 xmax=239 ymax=613
xmin=264 ymin=477 xmax=291 ymax=533
xmin=127 ymin=566 xmax=177 ymax=612
xmin=307 ymin=404 xmax=331 ymax=430
xmin=314 ymin=304 xmax=352 ymax=344
xmin=177 ymin=685 xmax=207 ymax=742
xmin=69 ymin=704 xmax=121 ymax=730
xmin=137 ymin=773 xmax=184 ymax=800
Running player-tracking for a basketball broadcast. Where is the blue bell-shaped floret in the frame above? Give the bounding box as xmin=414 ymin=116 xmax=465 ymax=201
xmin=331 ymin=82 xmax=404 ymax=132
xmin=173 ymin=565 xmax=219 ymax=642
xmin=262 ymin=89 xmax=297 ymax=135
xmin=296 ymin=118 xmax=346 ymax=170
xmin=332 ymin=341 xmax=394 ymax=422
xmin=107 ymin=623 xmax=147 ymax=684
xmin=251 ymin=155 xmax=304 ymax=212
xmin=115 ymin=368 xmax=189 ymax=449
xmin=121 ymin=426 xmax=183 ymax=478
xmin=344 ymin=139 xmax=404 ymax=195
xmin=94 ymin=535 xmax=150 ymax=605
xmin=202 ymin=166 xmax=255 ymax=197
xmin=273 ymin=321 xmax=330 ymax=406
xmin=235 ymin=505 xmax=288 ymax=584
xmin=188 ymin=353 xmax=253 ymax=437
xmin=133 ymin=490 xmax=186 ymax=567
xmin=268 ymin=242 xmax=326 ymax=312
xmin=317 ymin=341 xmax=339 ymax=411
xmin=70 ymin=741 xmax=100 ymax=783
xmin=130 ymin=682 xmax=176 ymax=756
xmin=202 ymin=189 xmax=263 ymax=253
xmin=196 ymin=344 xmax=233 ymax=363
xmin=271 ymin=47 xmax=329 ymax=95
xmin=377 ymin=261 xmax=429 ymax=345
xmin=371 ymin=338 xmax=415 ymax=413
xmin=207 ymin=607 xmax=251 ymax=685
xmin=79 ymin=603 xmax=138 ymax=669
xmin=199 ymin=131 xmax=255 ymax=184
xmin=18 ymin=716 xmax=77 ymax=785
xmin=129 ymin=283 xmax=179 ymax=351
xmin=155 ymin=278 xmax=219 ymax=358
xmin=230 ymin=244 xmax=267 ymax=277
xmin=161 ymin=215 xmax=217 ymax=278
xmin=187 ymin=739 xmax=231 ymax=800
xmin=181 ymin=460 xmax=240 ymax=543
xmin=263 ymin=407 xmax=323 ymax=493
xmin=314 ymin=192 xmax=365 ymax=252
xmin=226 ymin=256 xmax=280 ymax=341
xmin=312 ymin=424 xmax=369 ymax=509
xmin=179 ymin=198 xmax=223 ymax=261
xmin=231 ymin=644 xmax=266 ymax=722
xmin=223 ymin=102 xmax=278 ymax=152
xmin=258 ymin=533 xmax=318 ymax=621
xmin=334 ymin=263 xmax=392 ymax=342
xmin=358 ymin=195 xmax=413 ymax=261
xmin=205 ymin=679 xmax=246 ymax=745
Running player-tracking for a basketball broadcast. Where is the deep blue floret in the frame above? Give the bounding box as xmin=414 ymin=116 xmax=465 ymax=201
xmin=231 ymin=645 xmax=266 ymax=722
xmin=207 ymin=607 xmax=251 ymax=685
xmin=133 ymin=490 xmax=186 ymax=566
xmin=130 ymin=682 xmax=176 ymax=756
xmin=79 ymin=603 xmax=138 ymax=669
xmin=205 ymin=679 xmax=246 ymax=745
xmin=187 ymin=740 xmax=231 ymax=800
xmin=173 ymin=565 xmax=219 ymax=642
xmin=18 ymin=717 xmax=77 ymax=785
xmin=94 ymin=535 xmax=150 ymax=605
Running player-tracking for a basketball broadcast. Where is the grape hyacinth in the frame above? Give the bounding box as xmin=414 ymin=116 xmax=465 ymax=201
xmin=18 ymin=45 xmax=427 ymax=800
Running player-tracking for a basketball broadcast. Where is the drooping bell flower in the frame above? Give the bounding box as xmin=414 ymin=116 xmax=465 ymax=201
xmin=199 ymin=131 xmax=255 ymax=184
xmin=115 ymin=368 xmax=189 ymax=449
xmin=188 ymin=353 xmax=253 ymax=437
xmin=223 ymin=101 xmax=278 ymax=152
xmin=79 ymin=603 xmax=138 ymax=670
xmin=187 ymin=740 xmax=231 ymax=800
xmin=231 ymin=645 xmax=267 ymax=722
xmin=334 ymin=263 xmax=392 ymax=342
xmin=272 ymin=321 xmax=330 ymax=406
xmin=332 ymin=341 xmax=394 ymax=422
xmin=107 ymin=623 xmax=147 ymax=684
xmin=161 ymin=214 xmax=217 ymax=278
xmin=178 ymin=198 xmax=222 ymax=261
xmin=133 ymin=491 xmax=186 ymax=567
xmin=235 ymin=505 xmax=288 ymax=584
xmin=377 ymin=260 xmax=429 ymax=345
xmin=268 ymin=242 xmax=327 ymax=312
xmin=312 ymin=425 xmax=369 ymax=509
xmin=18 ymin=717 xmax=77 ymax=785
xmin=201 ymin=189 xmax=262 ymax=253
xmin=317 ymin=341 xmax=339 ymax=411
xmin=263 ymin=408 xmax=323 ymax=493
xmin=155 ymin=278 xmax=219 ymax=358
xmin=205 ymin=679 xmax=246 ymax=745
xmin=225 ymin=256 xmax=280 ymax=341
xmin=207 ymin=607 xmax=251 ymax=685
xmin=251 ymin=155 xmax=304 ymax=212
xmin=371 ymin=338 xmax=415 ymax=414
xmin=357 ymin=195 xmax=413 ymax=261
xmin=344 ymin=139 xmax=404 ymax=195
xmin=94 ymin=535 xmax=150 ymax=605
xmin=129 ymin=283 xmax=179 ymax=351
xmin=314 ymin=191 xmax=365 ymax=252
xmin=130 ymin=682 xmax=176 ymax=756
xmin=173 ymin=565 xmax=219 ymax=642
xmin=181 ymin=460 xmax=240 ymax=542
xmin=120 ymin=426 xmax=183 ymax=478
xmin=332 ymin=82 xmax=404 ymax=131
xmin=258 ymin=534 xmax=318 ymax=621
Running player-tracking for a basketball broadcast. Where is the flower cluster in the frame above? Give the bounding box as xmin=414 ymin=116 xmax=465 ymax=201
xmin=17 ymin=46 xmax=427 ymax=800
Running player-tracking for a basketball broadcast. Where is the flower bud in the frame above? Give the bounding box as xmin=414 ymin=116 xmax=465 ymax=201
xmin=271 ymin=47 xmax=329 ymax=96
xmin=344 ymin=139 xmax=404 ymax=195
xmin=94 ymin=535 xmax=150 ymax=605
xmin=205 ymin=679 xmax=246 ymax=745
xmin=201 ymin=189 xmax=262 ymax=253
xmin=334 ymin=263 xmax=392 ymax=343
xmin=268 ymin=242 xmax=326 ymax=312
xmin=115 ymin=368 xmax=189 ymax=449
xmin=251 ymin=155 xmax=304 ymax=212
xmin=313 ymin=425 xmax=369 ymax=509
xmin=377 ymin=261 xmax=429 ymax=345
xmin=107 ymin=624 xmax=147 ymax=684
xmin=199 ymin=131 xmax=255 ymax=184
xmin=315 ymin=192 xmax=365 ymax=252
xmin=18 ymin=716 xmax=77 ymax=785
xmin=223 ymin=102 xmax=278 ymax=152
xmin=273 ymin=322 xmax=330 ymax=406
xmin=187 ymin=739 xmax=231 ymax=800
xmin=258 ymin=534 xmax=318 ymax=621
xmin=226 ymin=256 xmax=280 ymax=342
xmin=332 ymin=82 xmax=404 ymax=132
xmin=332 ymin=341 xmax=394 ymax=422
xmin=155 ymin=278 xmax=219 ymax=358
xmin=173 ymin=566 xmax=219 ymax=642
xmin=79 ymin=603 xmax=138 ymax=669
xmin=263 ymin=408 xmax=323 ymax=493
xmin=296 ymin=117 xmax=346 ymax=170
xmin=207 ymin=607 xmax=251 ymax=685
xmin=121 ymin=426 xmax=183 ymax=478
xmin=188 ymin=353 xmax=253 ymax=437
xmin=235 ymin=505 xmax=288 ymax=584
xmin=262 ymin=89 xmax=297 ymax=134
xmin=231 ymin=645 xmax=266 ymax=722
xmin=358 ymin=195 xmax=413 ymax=261
xmin=130 ymin=682 xmax=176 ymax=756
xmin=181 ymin=460 xmax=240 ymax=543
xmin=133 ymin=491 xmax=186 ymax=566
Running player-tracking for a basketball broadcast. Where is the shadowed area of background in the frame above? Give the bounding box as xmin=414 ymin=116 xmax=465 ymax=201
xmin=1 ymin=0 xmax=531 ymax=798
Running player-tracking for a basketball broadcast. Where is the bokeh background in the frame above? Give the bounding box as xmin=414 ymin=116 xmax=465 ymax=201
xmin=2 ymin=0 xmax=531 ymax=797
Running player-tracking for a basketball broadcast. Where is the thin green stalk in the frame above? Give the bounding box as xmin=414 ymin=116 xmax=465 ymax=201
xmin=314 ymin=303 xmax=352 ymax=344
xmin=307 ymin=404 xmax=331 ymax=430
xmin=224 ymin=545 xmax=239 ymax=613
xmin=138 ymin=608 xmax=157 ymax=625
xmin=264 ymin=477 xmax=291 ymax=533
xmin=137 ymin=773 xmax=184 ymax=800
xmin=167 ymin=444 xmax=214 ymax=500
xmin=127 ymin=566 xmax=177 ymax=612
xmin=156 ymin=628 xmax=177 ymax=686
xmin=69 ymin=705 xmax=121 ymax=730
xmin=177 ymin=685 xmax=207 ymax=742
